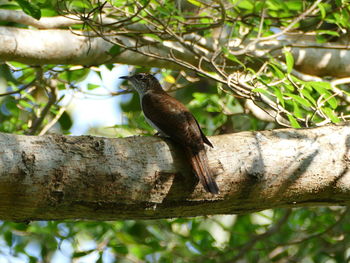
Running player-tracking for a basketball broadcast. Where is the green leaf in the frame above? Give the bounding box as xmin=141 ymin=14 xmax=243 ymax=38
xmin=269 ymin=63 xmax=285 ymax=79
xmin=87 ymin=83 xmax=100 ymax=90
xmin=237 ymin=0 xmax=254 ymax=9
xmin=287 ymin=114 xmax=301 ymax=128
xmin=318 ymin=3 xmax=326 ymax=19
xmin=193 ymin=92 xmax=207 ymax=103
xmin=322 ymin=107 xmax=340 ymax=123
xmin=109 ymin=45 xmax=121 ymax=56
xmin=73 ymin=250 xmax=95 ymax=258
xmin=309 ymin=83 xmax=338 ymax=109
xmin=308 ymin=81 xmax=332 ymax=90
xmin=317 ymin=30 xmax=340 ymax=37
xmin=325 ymin=96 xmax=338 ymax=109
xmin=96 ymin=252 xmax=103 ymax=263
xmin=286 ymin=93 xmax=311 ymax=107
xmin=292 ymin=101 xmax=303 ymax=118
xmin=4 ymin=231 xmax=12 ymax=247
xmin=58 ymin=111 xmax=73 ymax=131
xmin=113 ymin=245 xmax=128 ymax=255
xmin=15 ymin=0 xmax=41 ymax=20
xmin=227 ymin=54 xmax=246 ymax=68
xmin=59 ymin=68 xmax=90 ymax=83
xmin=272 ymin=87 xmax=285 ymax=107
xmin=300 ymin=89 xmax=316 ymax=106
xmin=29 ymin=256 xmax=38 ymax=263
xmin=284 ymin=83 xmax=295 ymax=92
xmin=284 ymin=50 xmax=294 ymax=73
xmin=18 ymin=100 xmax=32 ymax=109
xmin=187 ymin=0 xmax=202 ymax=7
xmin=105 ymin=64 xmax=114 ymax=71
xmin=69 ymin=0 xmax=92 ymax=10
xmin=222 ymin=47 xmax=246 ymax=68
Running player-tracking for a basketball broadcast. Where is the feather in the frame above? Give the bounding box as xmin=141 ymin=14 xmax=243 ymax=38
xmin=185 ymin=147 xmax=219 ymax=194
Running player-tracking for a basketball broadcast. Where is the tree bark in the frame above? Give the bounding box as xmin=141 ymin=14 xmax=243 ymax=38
xmin=1 ymin=123 xmax=350 ymax=221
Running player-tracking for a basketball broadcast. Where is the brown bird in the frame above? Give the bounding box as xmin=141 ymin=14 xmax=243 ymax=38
xmin=120 ymin=73 xmax=219 ymax=194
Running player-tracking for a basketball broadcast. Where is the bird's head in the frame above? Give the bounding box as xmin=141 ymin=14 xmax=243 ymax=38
xmin=120 ymin=73 xmax=163 ymax=95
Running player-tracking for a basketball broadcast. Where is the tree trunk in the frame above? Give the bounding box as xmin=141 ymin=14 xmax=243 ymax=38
xmin=0 ymin=123 xmax=349 ymax=221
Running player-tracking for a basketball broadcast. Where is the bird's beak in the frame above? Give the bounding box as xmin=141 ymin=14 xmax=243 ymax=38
xmin=119 ymin=76 xmax=129 ymax=80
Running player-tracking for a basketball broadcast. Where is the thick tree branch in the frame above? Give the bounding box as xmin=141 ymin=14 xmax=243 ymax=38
xmin=0 ymin=9 xmax=82 ymax=28
xmin=1 ymin=123 xmax=350 ymax=221
xmin=1 ymin=25 xmax=350 ymax=77
xmin=0 ymin=26 xmax=186 ymax=69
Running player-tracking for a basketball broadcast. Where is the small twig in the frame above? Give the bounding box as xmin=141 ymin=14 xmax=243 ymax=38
xmin=26 ymin=86 xmax=57 ymax=135
xmin=228 ymin=209 xmax=292 ymax=262
xmin=38 ymin=106 xmax=65 ymax=135
xmin=280 ymin=207 xmax=350 ymax=246
xmin=0 ymin=79 xmax=36 ymax=97
xmin=258 ymin=0 xmax=322 ymax=42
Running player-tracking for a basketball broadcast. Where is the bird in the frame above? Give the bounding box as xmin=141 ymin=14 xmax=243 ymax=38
xmin=120 ymin=73 xmax=219 ymax=194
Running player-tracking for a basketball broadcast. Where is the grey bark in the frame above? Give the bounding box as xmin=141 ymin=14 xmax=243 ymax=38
xmin=0 ymin=26 xmax=192 ymax=70
xmin=0 ymin=123 xmax=350 ymax=221
xmin=0 ymin=22 xmax=350 ymax=76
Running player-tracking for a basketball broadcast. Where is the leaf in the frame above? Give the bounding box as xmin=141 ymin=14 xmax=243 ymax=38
xmin=4 ymin=231 xmax=12 ymax=247
xmin=18 ymin=100 xmax=32 ymax=109
xmin=105 ymin=64 xmax=114 ymax=70
xmin=308 ymin=81 xmax=332 ymax=90
xmin=284 ymin=50 xmax=294 ymax=73
xmin=72 ymin=249 xmax=95 ymax=258
xmin=325 ymin=96 xmax=338 ymax=109
xmin=272 ymin=87 xmax=284 ymax=107
xmin=268 ymin=63 xmax=285 ymax=79
xmin=237 ymin=0 xmax=254 ymax=9
xmin=113 ymin=245 xmax=128 ymax=254
xmin=322 ymin=107 xmax=340 ymax=123
xmin=164 ymin=75 xmax=175 ymax=84
xmin=222 ymin=47 xmax=246 ymax=68
xmin=59 ymin=68 xmax=90 ymax=83
xmin=284 ymin=83 xmax=295 ymax=92
xmin=109 ymin=45 xmax=121 ymax=56
xmin=287 ymin=114 xmax=301 ymax=128
xmin=15 ymin=0 xmax=41 ymax=20
xmin=300 ymin=89 xmax=316 ymax=106
xmin=317 ymin=30 xmax=340 ymax=37
xmin=251 ymin=88 xmax=270 ymax=95
xmin=309 ymin=83 xmax=338 ymax=109
xmin=87 ymin=83 xmax=100 ymax=90
xmin=192 ymin=92 xmax=207 ymax=103
xmin=58 ymin=111 xmax=73 ymax=131
xmin=69 ymin=0 xmax=92 ymax=10
xmin=292 ymin=101 xmax=303 ymax=118
xmin=318 ymin=3 xmax=326 ymax=19
xmin=285 ymin=93 xmax=311 ymax=107
xmin=187 ymin=0 xmax=202 ymax=7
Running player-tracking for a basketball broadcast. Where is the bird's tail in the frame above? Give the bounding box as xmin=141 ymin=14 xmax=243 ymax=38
xmin=185 ymin=147 xmax=219 ymax=194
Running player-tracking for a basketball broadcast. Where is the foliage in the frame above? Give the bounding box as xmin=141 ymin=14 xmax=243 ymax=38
xmin=0 ymin=0 xmax=349 ymax=262
xmin=0 ymin=208 xmax=349 ymax=262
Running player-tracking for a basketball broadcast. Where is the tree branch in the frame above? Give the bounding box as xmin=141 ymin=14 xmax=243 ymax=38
xmin=0 ymin=9 xmax=82 ymax=28
xmin=1 ymin=123 xmax=350 ymax=221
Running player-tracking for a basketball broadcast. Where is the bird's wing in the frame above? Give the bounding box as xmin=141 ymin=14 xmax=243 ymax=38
xmin=142 ymin=92 xmax=206 ymax=150
xmin=142 ymin=91 xmax=218 ymax=194
xmin=193 ymin=117 xmax=213 ymax=148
